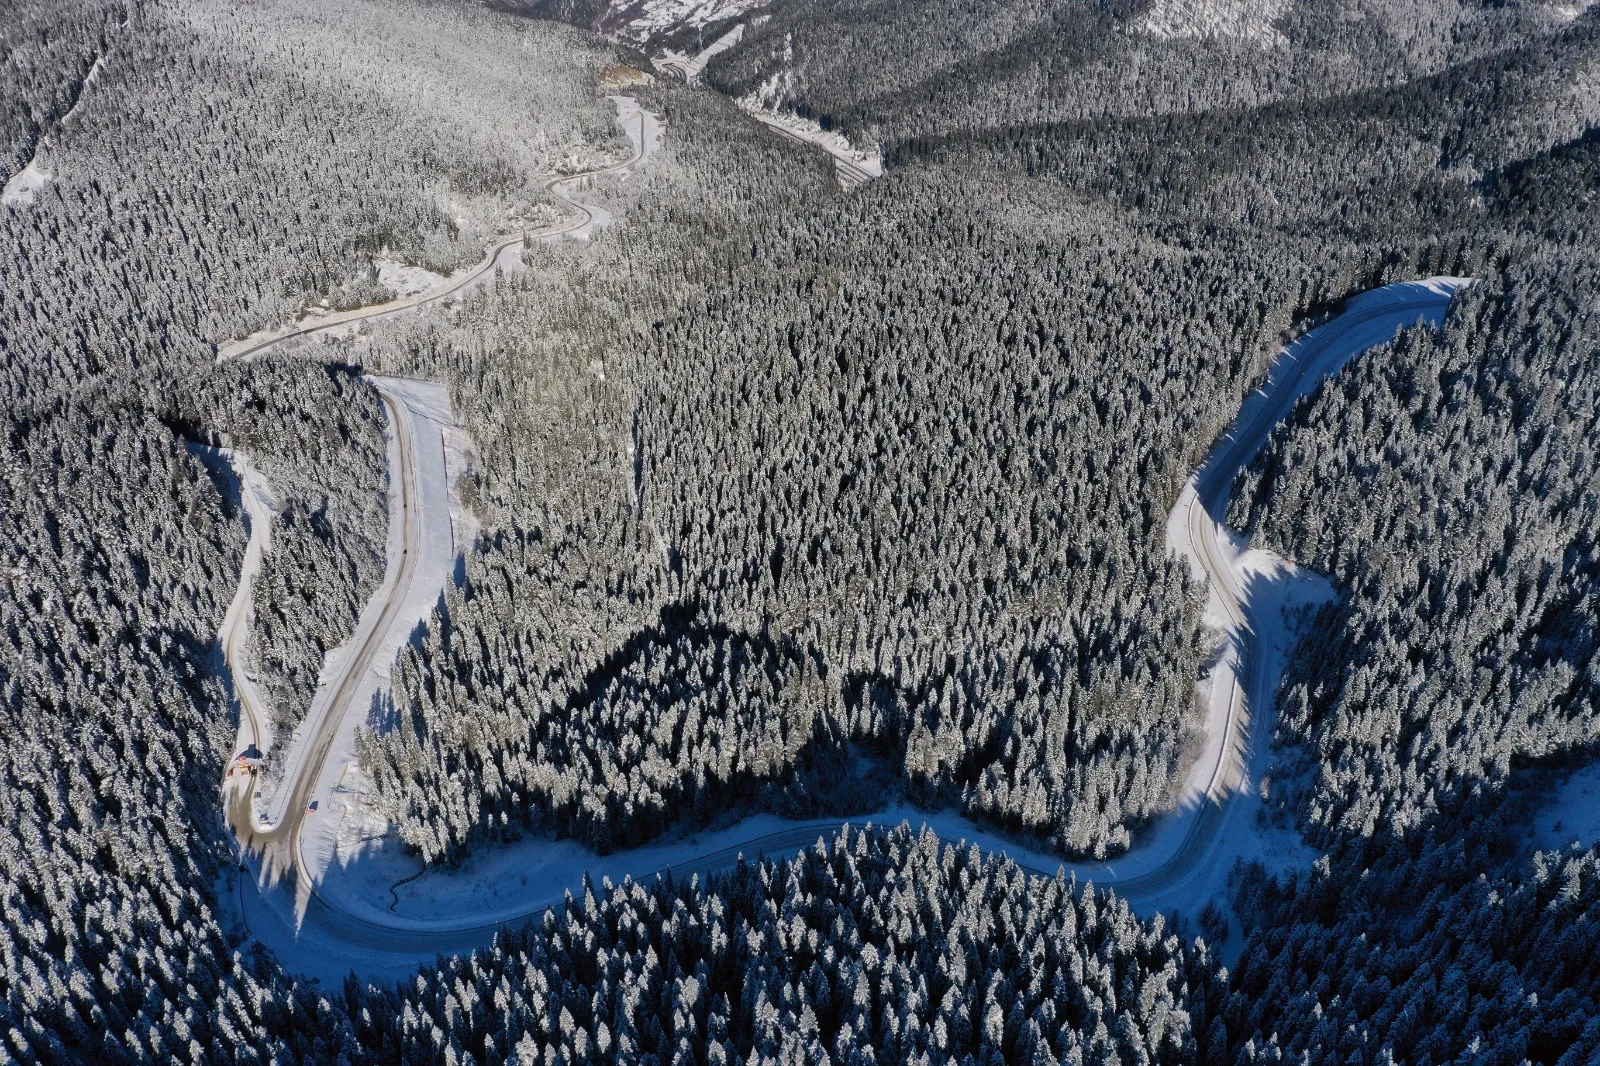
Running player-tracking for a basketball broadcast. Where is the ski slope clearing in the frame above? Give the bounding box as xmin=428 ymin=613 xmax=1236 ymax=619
xmin=217 ymin=96 xmax=659 ymax=361
xmin=219 ymin=278 xmax=1466 ymax=979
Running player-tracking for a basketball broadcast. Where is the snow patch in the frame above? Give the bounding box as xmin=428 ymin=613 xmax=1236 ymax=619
xmin=373 ymin=256 xmax=448 ymax=299
xmin=1531 ymin=762 xmax=1600 ymax=853
xmin=1141 ymin=0 xmax=1290 ymax=47
xmin=61 ymin=54 xmax=109 ymax=126
xmin=1550 ymin=1 xmax=1596 ymax=23
xmin=2 ymin=160 xmax=53 ymax=207
xmin=609 ymin=94 xmax=663 ymax=170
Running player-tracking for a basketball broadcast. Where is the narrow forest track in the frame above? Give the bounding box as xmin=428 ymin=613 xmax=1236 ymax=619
xmin=219 ymin=161 xmax=1459 ymax=963
xmin=210 ymin=450 xmax=277 ymax=775
xmin=218 ymin=97 xmax=657 ymax=361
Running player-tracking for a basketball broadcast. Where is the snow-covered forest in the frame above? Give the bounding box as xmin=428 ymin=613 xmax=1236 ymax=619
xmin=4 ymin=0 xmax=1600 ymax=1062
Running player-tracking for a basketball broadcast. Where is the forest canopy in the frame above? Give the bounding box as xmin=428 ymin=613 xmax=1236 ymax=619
xmin=3 ymin=0 xmax=1599 ymax=1063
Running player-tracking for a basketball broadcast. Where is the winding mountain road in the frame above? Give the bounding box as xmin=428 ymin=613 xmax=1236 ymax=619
xmin=225 ymin=387 xmax=423 ymax=879
xmin=219 ymin=172 xmax=1462 ymax=968
xmin=218 ymin=97 xmax=658 ymax=361
xmin=217 ymin=96 xmax=662 ymax=943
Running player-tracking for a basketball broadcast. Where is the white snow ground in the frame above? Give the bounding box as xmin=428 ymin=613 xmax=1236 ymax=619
xmin=1531 ymin=762 xmax=1600 ymax=853
xmin=223 ymin=280 xmax=1470 ymax=981
xmin=373 ymin=256 xmax=448 ymax=299
xmin=2 ymin=160 xmax=53 ymax=207
xmin=613 ymin=95 xmax=663 ymax=167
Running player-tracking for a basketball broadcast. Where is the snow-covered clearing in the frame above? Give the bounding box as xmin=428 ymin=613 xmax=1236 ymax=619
xmin=373 ymin=256 xmax=448 ymax=299
xmin=2 ymin=161 xmax=53 ymax=207
xmin=1141 ymin=0 xmax=1290 ymax=47
xmin=611 ymin=95 xmax=663 ymax=167
xmin=1530 ymin=762 xmax=1600 ymax=853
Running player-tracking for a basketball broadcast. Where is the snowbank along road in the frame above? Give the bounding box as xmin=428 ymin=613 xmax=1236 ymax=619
xmin=217 ymin=96 xmax=660 ymax=361
xmin=217 ymin=193 xmax=1461 ymax=968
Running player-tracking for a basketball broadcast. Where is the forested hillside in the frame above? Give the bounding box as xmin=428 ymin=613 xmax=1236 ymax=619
xmin=359 ymin=124 xmax=1325 ymax=861
xmin=4 ymin=0 xmax=1600 ymax=1062
xmin=352 ymin=0 xmax=1577 ymax=866
xmin=1232 ymin=260 xmax=1600 ymax=845
xmin=704 ymin=0 xmax=1588 ymax=150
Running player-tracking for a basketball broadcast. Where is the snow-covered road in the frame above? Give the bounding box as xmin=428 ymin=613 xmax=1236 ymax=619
xmin=191 ymin=446 xmax=278 ymax=774
xmin=225 ymin=380 xmax=452 ymax=895
xmin=744 ymin=108 xmax=883 ymax=190
xmin=217 ymin=278 xmax=1467 ymax=979
xmin=1068 ymin=277 xmax=1470 ymax=916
